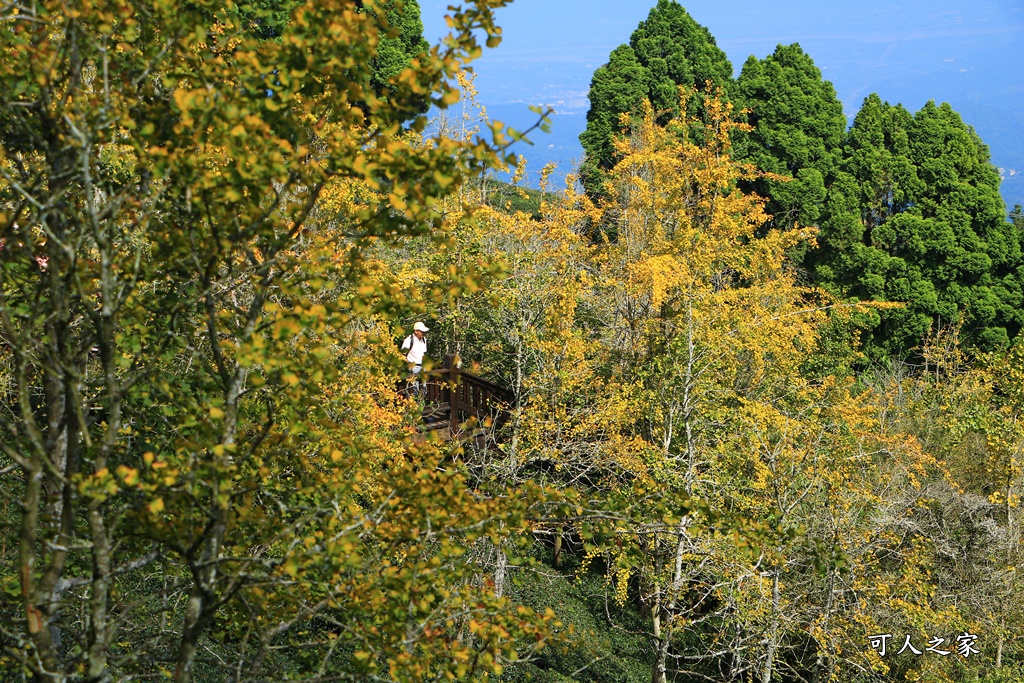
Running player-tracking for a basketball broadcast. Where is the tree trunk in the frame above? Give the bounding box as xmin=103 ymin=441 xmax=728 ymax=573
xmin=761 ymin=571 xmax=781 ymax=683
xmin=494 ymin=542 xmax=507 ymax=599
xmin=995 ymin=616 xmax=1003 ymax=669
xmin=650 ymin=581 xmax=665 ymax=683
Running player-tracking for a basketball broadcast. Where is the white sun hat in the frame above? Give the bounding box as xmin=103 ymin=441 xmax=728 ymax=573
xmin=413 ymin=322 xmax=430 ymax=332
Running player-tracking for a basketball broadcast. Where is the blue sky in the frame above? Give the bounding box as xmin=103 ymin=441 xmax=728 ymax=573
xmin=419 ymin=0 xmax=1024 ymax=208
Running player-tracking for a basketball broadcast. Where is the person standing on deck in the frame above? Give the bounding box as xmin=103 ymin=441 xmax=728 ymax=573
xmin=401 ymin=322 xmax=429 ymax=394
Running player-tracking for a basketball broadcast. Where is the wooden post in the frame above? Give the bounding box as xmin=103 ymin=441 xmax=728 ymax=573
xmin=444 ymin=354 xmax=460 ymax=435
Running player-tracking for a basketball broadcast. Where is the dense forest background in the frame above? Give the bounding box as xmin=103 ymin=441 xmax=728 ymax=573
xmin=1 ymin=1 xmax=1022 ymax=683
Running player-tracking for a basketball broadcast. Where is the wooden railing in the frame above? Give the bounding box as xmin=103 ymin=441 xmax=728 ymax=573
xmin=412 ymin=354 xmax=514 ymax=438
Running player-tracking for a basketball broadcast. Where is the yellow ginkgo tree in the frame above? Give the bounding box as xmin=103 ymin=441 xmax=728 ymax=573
xmin=573 ymin=92 xmax=942 ymax=683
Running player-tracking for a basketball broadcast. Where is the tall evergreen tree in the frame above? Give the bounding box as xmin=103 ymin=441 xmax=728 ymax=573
xmin=733 ymin=44 xmax=847 ymax=236
xmin=811 ymin=96 xmax=1023 ymax=359
xmin=908 ymin=101 xmax=1024 ymax=349
xmin=367 ymin=0 xmax=431 ymax=114
xmin=579 ymin=0 xmax=733 ymax=195
xmin=578 ymin=45 xmax=647 ymax=192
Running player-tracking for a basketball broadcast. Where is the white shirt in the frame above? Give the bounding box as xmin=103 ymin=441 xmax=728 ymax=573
xmin=402 ymin=335 xmax=427 ymax=364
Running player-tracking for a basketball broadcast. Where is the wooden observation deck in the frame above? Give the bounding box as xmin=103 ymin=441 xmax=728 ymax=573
xmin=402 ymin=354 xmax=514 ymax=450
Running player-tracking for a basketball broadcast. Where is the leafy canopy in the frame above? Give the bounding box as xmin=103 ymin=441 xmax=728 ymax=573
xmin=811 ymin=96 xmax=1023 ymax=359
xmin=733 ymin=43 xmax=847 ymax=236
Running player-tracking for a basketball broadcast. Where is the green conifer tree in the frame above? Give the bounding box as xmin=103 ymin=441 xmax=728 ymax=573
xmin=579 ymin=0 xmax=733 ymax=195
xmin=733 ymin=44 xmax=847 ymax=238
xmin=812 ymin=96 xmax=1023 ymax=359
xmin=368 ymin=0 xmax=431 ymax=114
